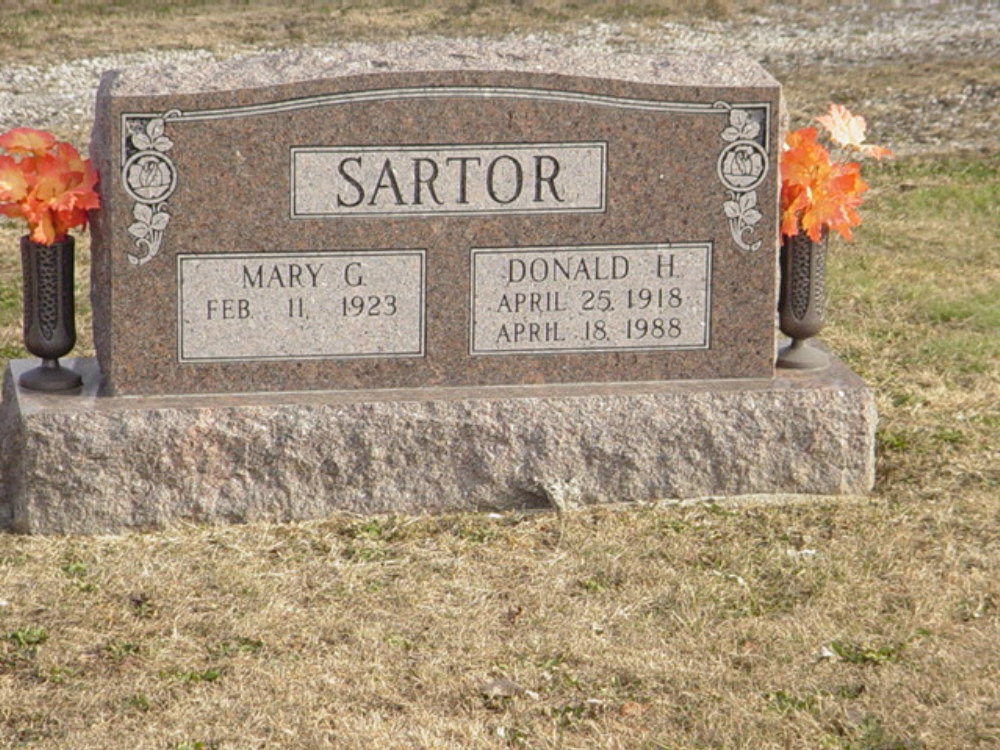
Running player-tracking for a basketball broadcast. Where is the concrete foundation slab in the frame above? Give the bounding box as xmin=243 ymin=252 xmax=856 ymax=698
xmin=0 ymin=355 xmax=875 ymax=535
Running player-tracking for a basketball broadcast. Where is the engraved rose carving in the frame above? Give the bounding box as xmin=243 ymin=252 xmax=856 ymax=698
xmin=123 ymin=113 xmax=179 ymax=265
xmin=720 ymin=143 xmax=766 ymax=189
xmin=718 ymin=106 xmax=769 ymax=252
xmin=126 ymin=154 xmax=174 ymax=201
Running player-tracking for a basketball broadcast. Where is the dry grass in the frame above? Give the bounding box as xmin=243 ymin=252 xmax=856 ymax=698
xmin=0 ymin=0 xmax=755 ymax=67
xmin=1 ymin=2 xmax=999 ymax=748
xmin=2 ymin=499 xmax=999 ymax=749
xmin=826 ymin=154 xmax=1000 ymax=500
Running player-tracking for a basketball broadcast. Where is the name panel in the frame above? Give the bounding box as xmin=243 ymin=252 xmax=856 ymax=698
xmin=471 ymin=243 xmax=712 ymax=354
xmin=291 ymin=142 xmax=607 ymax=217
xmin=178 ymin=251 xmax=425 ymax=362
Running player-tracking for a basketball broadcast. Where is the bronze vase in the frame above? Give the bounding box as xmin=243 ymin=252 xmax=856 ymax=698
xmin=777 ymin=230 xmax=829 ymax=370
xmin=19 ymin=234 xmax=83 ymax=391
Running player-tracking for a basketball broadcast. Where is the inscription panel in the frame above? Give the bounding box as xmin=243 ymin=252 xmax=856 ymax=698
xmin=178 ymin=251 xmax=425 ymax=362
xmin=291 ymin=143 xmax=607 ymax=217
xmin=471 ymin=243 xmax=711 ymax=354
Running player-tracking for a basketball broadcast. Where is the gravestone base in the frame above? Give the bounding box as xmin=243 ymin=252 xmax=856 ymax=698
xmin=0 ymin=354 xmax=876 ymax=535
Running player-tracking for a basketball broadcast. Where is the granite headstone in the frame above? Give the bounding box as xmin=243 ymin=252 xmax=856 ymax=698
xmin=0 ymin=41 xmax=877 ymax=534
xmin=89 ymin=41 xmax=781 ymax=395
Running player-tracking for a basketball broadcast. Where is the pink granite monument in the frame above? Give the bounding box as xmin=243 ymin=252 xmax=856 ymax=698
xmin=0 ymin=41 xmax=876 ymax=534
xmin=88 ymin=41 xmax=781 ymax=396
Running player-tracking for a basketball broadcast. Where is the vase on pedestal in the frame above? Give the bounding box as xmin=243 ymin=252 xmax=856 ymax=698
xmin=777 ymin=230 xmax=829 ymax=370
xmin=19 ymin=234 xmax=82 ymax=392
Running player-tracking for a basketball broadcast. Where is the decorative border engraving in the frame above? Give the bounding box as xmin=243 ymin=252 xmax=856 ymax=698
xmin=121 ymin=111 xmax=180 ymax=265
xmin=716 ymin=105 xmax=769 ymax=252
xmin=122 ymin=88 xmax=771 ymax=267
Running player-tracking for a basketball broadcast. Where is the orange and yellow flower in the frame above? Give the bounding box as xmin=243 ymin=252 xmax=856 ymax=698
xmin=816 ymin=104 xmax=894 ymax=161
xmin=0 ymin=127 xmax=99 ymax=246
xmin=780 ymin=106 xmax=891 ymax=243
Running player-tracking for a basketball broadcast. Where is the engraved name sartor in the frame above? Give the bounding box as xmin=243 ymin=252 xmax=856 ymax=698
xmin=291 ymin=143 xmax=607 ymax=218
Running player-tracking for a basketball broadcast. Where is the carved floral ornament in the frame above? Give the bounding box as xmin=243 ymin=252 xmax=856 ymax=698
xmin=122 ymin=114 xmax=178 ymax=265
xmin=717 ymin=107 xmax=769 ymax=253
xmin=120 ymin=93 xmax=770 ymax=266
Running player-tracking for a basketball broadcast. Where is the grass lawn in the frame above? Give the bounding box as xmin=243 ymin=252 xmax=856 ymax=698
xmin=1 ymin=2 xmax=998 ymax=748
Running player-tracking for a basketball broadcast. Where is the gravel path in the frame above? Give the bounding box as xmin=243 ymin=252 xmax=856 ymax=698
xmin=1 ymin=2 xmax=998 ymax=154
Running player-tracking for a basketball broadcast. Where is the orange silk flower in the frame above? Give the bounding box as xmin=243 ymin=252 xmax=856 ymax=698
xmin=0 ymin=127 xmax=99 ymax=245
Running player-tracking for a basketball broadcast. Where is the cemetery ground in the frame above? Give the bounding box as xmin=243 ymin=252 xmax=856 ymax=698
xmin=1 ymin=1 xmax=998 ymax=748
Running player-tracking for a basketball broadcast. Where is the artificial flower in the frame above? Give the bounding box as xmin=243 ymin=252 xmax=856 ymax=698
xmin=816 ymin=104 xmax=894 ymax=161
xmin=0 ymin=127 xmax=56 ymax=157
xmin=780 ymin=106 xmax=890 ymax=242
xmin=0 ymin=128 xmax=99 ymax=245
xmin=0 ymin=155 xmax=29 ymax=203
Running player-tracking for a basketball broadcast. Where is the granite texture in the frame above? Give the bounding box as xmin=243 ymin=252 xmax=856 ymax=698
xmin=106 ymin=39 xmax=781 ymax=95
xmin=90 ymin=41 xmax=781 ymax=396
xmin=1 ymin=357 xmax=876 ymax=535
